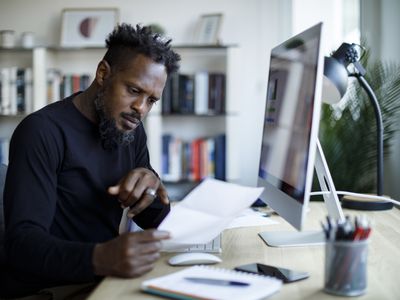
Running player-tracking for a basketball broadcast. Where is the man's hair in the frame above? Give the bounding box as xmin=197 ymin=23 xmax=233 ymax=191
xmin=103 ymin=23 xmax=180 ymax=75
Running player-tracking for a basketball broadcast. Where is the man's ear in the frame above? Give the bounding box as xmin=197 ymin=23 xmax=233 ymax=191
xmin=96 ymin=60 xmax=111 ymax=86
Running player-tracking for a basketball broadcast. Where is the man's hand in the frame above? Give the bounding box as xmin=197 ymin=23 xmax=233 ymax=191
xmin=108 ymin=168 xmax=169 ymax=217
xmin=92 ymin=229 xmax=170 ymax=278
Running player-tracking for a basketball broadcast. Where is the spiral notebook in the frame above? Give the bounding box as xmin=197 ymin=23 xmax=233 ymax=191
xmin=141 ymin=265 xmax=282 ymax=300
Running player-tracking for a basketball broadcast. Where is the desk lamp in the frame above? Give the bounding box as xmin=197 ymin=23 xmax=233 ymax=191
xmin=322 ymin=43 xmax=393 ymax=210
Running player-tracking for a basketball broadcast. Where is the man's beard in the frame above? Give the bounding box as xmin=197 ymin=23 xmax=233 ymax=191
xmin=94 ymin=92 xmax=137 ymax=150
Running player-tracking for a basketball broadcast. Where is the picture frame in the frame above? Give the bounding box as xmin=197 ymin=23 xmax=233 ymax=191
xmin=60 ymin=8 xmax=119 ymax=48
xmin=194 ymin=13 xmax=223 ymax=45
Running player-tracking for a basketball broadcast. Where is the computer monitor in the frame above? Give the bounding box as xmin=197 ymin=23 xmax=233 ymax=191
xmin=257 ymin=23 xmax=344 ymax=247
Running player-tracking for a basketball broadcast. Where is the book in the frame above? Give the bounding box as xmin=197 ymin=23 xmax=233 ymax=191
xmin=80 ymin=74 xmax=91 ymax=90
xmin=162 ymin=134 xmax=172 ymax=177
xmin=206 ymin=137 xmax=215 ymax=178
xmin=161 ymin=75 xmax=173 ymax=114
xmin=16 ymin=68 xmax=25 ymax=113
xmin=141 ymin=265 xmax=282 ymax=300
xmin=62 ymin=74 xmax=72 ymax=98
xmin=191 ymin=139 xmax=202 ymax=181
xmin=0 ymin=68 xmax=11 ymax=114
xmin=179 ymin=74 xmax=195 ymax=114
xmin=9 ymin=67 xmax=18 ymax=115
xmin=168 ymin=137 xmax=183 ymax=182
xmin=194 ymin=71 xmax=209 ymax=115
xmin=170 ymin=72 xmax=180 ymax=113
xmin=72 ymin=74 xmax=81 ymax=93
xmin=24 ymin=68 xmax=33 ymax=113
xmin=0 ymin=138 xmax=9 ymax=165
xmin=214 ymin=134 xmax=226 ymax=180
xmin=47 ymin=68 xmax=62 ymax=103
xmin=208 ymin=73 xmax=226 ymax=114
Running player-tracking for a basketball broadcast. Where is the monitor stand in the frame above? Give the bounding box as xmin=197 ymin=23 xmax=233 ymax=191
xmin=258 ymin=230 xmax=326 ymax=247
xmin=259 ymin=139 xmax=345 ymax=247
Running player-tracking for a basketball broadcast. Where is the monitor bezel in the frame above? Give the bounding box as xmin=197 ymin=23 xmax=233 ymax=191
xmin=257 ymin=22 xmax=325 ymax=231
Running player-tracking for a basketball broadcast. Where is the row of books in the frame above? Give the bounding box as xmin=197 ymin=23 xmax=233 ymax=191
xmin=0 ymin=67 xmax=92 ymax=115
xmin=0 ymin=138 xmax=9 ymax=165
xmin=47 ymin=69 xmax=91 ymax=103
xmin=162 ymin=72 xmax=226 ymax=115
xmin=162 ymin=134 xmax=225 ymax=182
xmin=0 ymin=67 xmax=33 ymax=115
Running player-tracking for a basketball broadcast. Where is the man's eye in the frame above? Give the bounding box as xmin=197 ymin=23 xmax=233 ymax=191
xmin=149 ymin=98 xmax=158 ymax=105
xmin=129 ymin=87 xmax=140 ymax=94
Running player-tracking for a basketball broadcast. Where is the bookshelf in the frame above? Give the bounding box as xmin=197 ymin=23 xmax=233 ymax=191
xmin=0 ymin=46 xmax=104 ymax=164
xmin=0 ymin=46 xmax=104 ymax=116
xmin=145 ymin=45 xmax=241 ymax=188
xmin=0 ymin=45 xmax=242 ymax=186
xmin=0 ymin=47 xmax=37 ymax=163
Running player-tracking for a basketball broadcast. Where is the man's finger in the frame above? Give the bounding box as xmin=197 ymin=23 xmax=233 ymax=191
xmin=127 ymin=196 xmax=153 ymax=217
xmin=157 ymin=185 xmax=170 ymax=205
xmin=117 ymin=175 xmax=140 ymax=204
xmin=108 ymin=185 xmax=120 ymax=195
xmin=128 ymin=230 xmax=170 ymax=242
xmin=135 ymin=253 xmax=161 ymax=266
xmin=137 ymin=241 xmax=163 ymax=254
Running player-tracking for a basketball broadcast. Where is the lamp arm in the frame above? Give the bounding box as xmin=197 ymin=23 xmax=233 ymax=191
xmin=353 ymin=74 xmax=384 ymax=196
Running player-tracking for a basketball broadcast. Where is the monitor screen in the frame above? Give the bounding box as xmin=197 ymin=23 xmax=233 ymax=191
xmin=257 ymin=23 xmax=324 ymax=232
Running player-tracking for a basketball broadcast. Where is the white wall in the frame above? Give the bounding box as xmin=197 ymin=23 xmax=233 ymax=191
xmin=292 ymin=0 xmax=344 ymax=54
xmin=0 ymin=0 xmax=291 ymax=187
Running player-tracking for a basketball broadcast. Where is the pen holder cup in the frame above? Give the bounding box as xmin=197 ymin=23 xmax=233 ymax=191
xmin=324 ymin=240 xmax=368 ymax=297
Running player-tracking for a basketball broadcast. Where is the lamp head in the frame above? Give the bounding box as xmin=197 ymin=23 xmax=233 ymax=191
xmin=322 ymin=43 xmax=364 ymax=104
xmin=322 ymin=56 xmax=348 ymax=104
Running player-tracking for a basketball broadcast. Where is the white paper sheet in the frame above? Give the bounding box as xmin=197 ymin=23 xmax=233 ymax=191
xmin=158 ymin=178 xmax=264 ymax=250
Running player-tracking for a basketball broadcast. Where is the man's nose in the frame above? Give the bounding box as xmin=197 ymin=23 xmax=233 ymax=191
xmin=131 ymin=96 xmax=147 ymax=114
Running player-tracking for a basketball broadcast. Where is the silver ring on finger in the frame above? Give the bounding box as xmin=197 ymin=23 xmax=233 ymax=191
xmin=145 ymin=188 xmax=157 ymax=198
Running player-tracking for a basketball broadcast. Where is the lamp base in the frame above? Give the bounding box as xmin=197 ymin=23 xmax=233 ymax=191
xmin=341 ymin=194 xmax=393 ymax=211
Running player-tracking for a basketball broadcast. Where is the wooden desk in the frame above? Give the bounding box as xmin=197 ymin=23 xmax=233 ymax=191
xmin=88 ymin=202 xmax=400 ymax=300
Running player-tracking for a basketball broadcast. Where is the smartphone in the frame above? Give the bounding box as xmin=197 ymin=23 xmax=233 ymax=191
xmin=234 ymin=263 xmax=309 ymax=283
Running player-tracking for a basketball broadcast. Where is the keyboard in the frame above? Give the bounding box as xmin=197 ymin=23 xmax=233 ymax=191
xmin=164 ymin=234 xmax=222 ymax=253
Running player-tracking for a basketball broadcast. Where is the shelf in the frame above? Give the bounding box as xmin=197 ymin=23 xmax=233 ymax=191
xmin=0 ymin=45 xmax=105 ymax=51
xmin=172 ymin=44 xmax=238 ymax=49
xmin=0 ymin=114 xmax=27 ymax=118
xmin=46 ymin=46 xmax=106 ymax=51
xmin=0 ymin=44 xmax=238 ymax=52
xmin=161 ymin=113 xmax=228 ymax=117
xmin=0 ymin=44 xmax=237 ymax=52
xmin=0 ymin=47 xmax=35 ymax=52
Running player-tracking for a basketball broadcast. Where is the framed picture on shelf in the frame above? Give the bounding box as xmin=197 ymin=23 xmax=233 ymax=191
xmin=194 ymin=13 xmax=223 ymax=45
xmin=60 ymin=7 xmax=119 ymax=48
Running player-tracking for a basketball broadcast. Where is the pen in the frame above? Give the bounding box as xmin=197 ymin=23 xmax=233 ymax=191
xmin=321 ymin=215 xmax=372 ymax=241
xmin=184 ymin=277 xmax=249 ymax=286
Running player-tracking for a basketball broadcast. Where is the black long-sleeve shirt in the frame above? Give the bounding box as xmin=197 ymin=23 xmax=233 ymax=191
xmin=0 ymin=95 xmax=170 ymax=298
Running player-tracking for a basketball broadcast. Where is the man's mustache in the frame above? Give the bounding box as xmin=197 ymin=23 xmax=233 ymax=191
xmin=121 ymin=111 xmax=141 ymax=123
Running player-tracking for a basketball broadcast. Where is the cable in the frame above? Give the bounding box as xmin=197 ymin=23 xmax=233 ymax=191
xmin=310 ymin=191 xmax=400 ymax=206
xmin=310 ymin=191 xmax=333 ymax=196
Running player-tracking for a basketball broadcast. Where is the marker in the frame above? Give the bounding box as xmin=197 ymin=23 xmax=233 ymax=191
xmin=184 ymin=277 xmax=249 ymax=286
xmin=352 ymin=226 xmax=365 ymax=241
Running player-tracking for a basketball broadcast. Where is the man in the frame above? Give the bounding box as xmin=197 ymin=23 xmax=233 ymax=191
xmin=0 ymin=23 xmax=181 ymax=298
